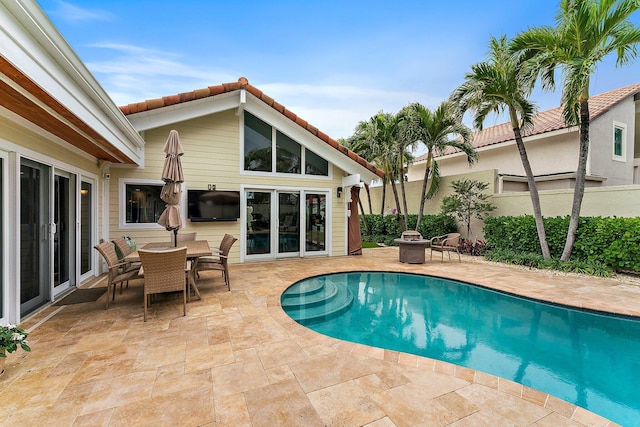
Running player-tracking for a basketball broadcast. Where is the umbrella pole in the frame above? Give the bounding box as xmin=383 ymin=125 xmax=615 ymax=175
xmin=174 ymin=229 xmax=178 ymax=247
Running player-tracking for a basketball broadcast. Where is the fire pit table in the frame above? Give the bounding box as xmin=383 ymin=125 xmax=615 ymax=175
xmin=394 ymin=231 xmax=429 ymax=264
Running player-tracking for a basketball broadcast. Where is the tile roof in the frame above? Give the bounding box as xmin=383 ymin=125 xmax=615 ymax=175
xmin=119 ymin=77 xmax=385 ymax=178
xmin=415 ymin=82 xmax=640 ymax=163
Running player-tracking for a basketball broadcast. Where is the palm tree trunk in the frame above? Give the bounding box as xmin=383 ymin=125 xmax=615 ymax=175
xmin=380 ymin=181 xmax=387 ymax=215
xmin=561 ymin=99 xmax=589 ymax=261
xmin=358 ymin=197 xmax=371 ymax=235
xmin=510 ymin=111 xmax=551 ymax=259
xmin=399 ymin=166 xmax=409 ymax=230
xmin=364 ymin=183 xmax=373 ymax=214
xmin=388 ymin=172 xmax=405 ymax=231
xmin=415 ymin=153 xmax=433 ymax=231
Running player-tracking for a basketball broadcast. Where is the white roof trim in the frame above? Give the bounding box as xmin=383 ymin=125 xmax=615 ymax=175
xmin=1 ymin=0 xmax=144 ymax=164
xmin=126 ymin=91 xmax=241 ymax=131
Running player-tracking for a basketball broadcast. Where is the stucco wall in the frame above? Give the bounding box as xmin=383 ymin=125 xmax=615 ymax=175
xmin=364 ymin=167 xmax=640 ymax=239
xmin=109 ymin=110 xmax=348 ymax=262
xmin=589 ymin=97 xmax=636 ymax=185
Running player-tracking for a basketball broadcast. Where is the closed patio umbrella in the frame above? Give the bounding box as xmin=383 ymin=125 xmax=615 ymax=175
xmin=157 ymin=130 xmax=185 ymax=246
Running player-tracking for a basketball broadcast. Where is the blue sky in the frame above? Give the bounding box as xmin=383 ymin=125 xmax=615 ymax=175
xmin=38 ymin=0 xmax=640 ymax=140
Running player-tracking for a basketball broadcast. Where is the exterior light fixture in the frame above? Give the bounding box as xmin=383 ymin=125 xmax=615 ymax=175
xmin=337 ymin=187 xmax=343 ymax=198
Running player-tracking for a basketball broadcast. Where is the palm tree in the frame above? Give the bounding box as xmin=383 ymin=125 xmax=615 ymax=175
xmin=350 ymin=112 xmax=410 ymax=230
xmin=512 ymin=0 xmax=640 ymax=260
xmin=402 ymin=101 xmax=477 ymax=232
xmin=451 ymin=35 xmax=551 ymax=258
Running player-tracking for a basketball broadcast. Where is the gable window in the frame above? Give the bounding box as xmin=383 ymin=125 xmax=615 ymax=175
xmin=243 ymin=111 xmax=329 ymax=177
xmin=245 ymin=111 xmax=272 ymax=172
xmin=305 ymin=149 xmax=329 ymax=176
xmin=613 ymin=122 xmax=626 ymax=161
xmin=276 ymin=130 xmax=301 ymax=174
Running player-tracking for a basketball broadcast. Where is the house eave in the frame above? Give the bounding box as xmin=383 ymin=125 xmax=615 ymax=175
xmin=1 ymin=0 xmax=144 ymax=165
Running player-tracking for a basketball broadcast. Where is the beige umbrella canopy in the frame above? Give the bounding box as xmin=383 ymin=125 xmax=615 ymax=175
xmin=157 ymin=130 xmax=185 ymax=246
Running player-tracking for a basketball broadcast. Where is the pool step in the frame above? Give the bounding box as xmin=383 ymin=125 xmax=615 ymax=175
xmin=282 ymin=278 xmax=353 ymax=324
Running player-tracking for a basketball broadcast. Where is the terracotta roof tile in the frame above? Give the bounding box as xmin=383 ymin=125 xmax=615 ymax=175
xmin=415 ymin=82 xmax=640 ymax=162
xmin=120 ymin=77 xmax=385 ymax=179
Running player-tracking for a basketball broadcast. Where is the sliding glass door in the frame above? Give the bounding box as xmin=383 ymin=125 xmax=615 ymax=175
xmin=20 ymin=159 xmax=51 ymax=315
xmin=53 ymin=171 xmax=76 ymax=294
xmin=245 ymin=189 xmax=328 ymax=259
xmin=80 ymin=181 xmax=93 ymax=279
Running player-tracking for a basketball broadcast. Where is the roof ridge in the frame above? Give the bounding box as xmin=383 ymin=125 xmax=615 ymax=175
xmin=120 ymin=77 xmax=385 ymax=178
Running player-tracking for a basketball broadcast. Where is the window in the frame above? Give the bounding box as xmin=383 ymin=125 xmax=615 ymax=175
xmin=244 ymin=111 xmax=329 ymax=177
xmin=613 ymin=122 xmax=626 ymax=161
xmin=305 ymin=149 xmax=329 ymax=176
xmin=276 ymin=130 xmax=301 ymax=174
xmin=244 ymin=111 xmax=272 ymax=172
xmin=124 ymin=183 xmax=164 ymax=224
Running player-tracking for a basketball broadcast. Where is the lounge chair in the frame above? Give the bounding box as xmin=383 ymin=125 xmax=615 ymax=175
xmin=94 ymin=242 xmax=142 ymax=309
xmin=138 ymin=247 xmax=188 ymax=322
xmin=196 ymin=234 xmax=237 ymax=290
xmin=429 ymin=233 xmax=461 ymax=262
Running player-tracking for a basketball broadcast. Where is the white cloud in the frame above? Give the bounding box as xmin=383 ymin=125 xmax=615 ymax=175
xmin=49 ymin=1 xmax=112 ymax=23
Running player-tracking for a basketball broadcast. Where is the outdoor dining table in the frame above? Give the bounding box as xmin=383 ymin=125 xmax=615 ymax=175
xmin=124 ymin=240 xmax=212 ymax=300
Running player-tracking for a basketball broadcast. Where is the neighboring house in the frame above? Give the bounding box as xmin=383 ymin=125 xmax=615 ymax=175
xmin=114 ymin=77 xmax=383 ymax=264
xmin=0 ymin=0 xmax=382 ymax=324
xmin=408 ymin=83 xmax=640 ymax=192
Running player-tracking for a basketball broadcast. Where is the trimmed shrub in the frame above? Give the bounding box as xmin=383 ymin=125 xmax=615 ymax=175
xmin=484 ymin=216 xmax=640 ymax=273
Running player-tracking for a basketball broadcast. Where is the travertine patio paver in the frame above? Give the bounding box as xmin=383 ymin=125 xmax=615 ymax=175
xmin=3 ymin=246 xmax=637 ymax=426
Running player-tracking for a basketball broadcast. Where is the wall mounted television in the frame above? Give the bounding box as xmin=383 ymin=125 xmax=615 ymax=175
xmin=187 ymin=190 xmax=241 ymax=221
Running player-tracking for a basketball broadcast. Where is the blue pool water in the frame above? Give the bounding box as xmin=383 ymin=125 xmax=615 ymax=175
xmin=281 ymin=272 xmax=640 ymax=426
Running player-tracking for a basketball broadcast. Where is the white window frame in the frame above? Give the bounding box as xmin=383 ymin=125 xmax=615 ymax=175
xmin=241 ymin=111 xmax=332 ymax=180
xmin=612 ymin=121 xmax=627 ymax=162
xmin=118 ymin=178 xmax=169 ymax=230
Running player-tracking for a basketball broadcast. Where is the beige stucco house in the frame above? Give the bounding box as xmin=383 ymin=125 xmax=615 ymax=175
xmin=0 ymin=0 xmax=382 ymax=323
xmin=408 ymin=83 xmax=640 ymax=192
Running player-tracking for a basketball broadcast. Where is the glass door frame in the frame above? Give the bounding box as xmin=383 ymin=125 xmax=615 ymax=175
xmin=0 ymin=150 xmax=7 ymax=324
xmin=19 ymin=158 xmax=51 ymax=315
xmin=241 ymin=185 xmax=330 ymax=262
xmin=53 ymin=169 xmax=76 ymax=296
xmin=79 ymin=177 xmax=97 ymax=283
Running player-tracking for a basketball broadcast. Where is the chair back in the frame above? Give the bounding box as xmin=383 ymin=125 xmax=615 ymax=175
xmin=112 ymin=237 xmax=132 ymax=259
xmin=219 ymin=234 xmax=238 ymax=257
xmin=175 ymin=232 xmax=197 ymax=243
xmin=445 ymin=233 xmax=461 ymax=247
xmin=95 ymin=241 xmax=119 ymax=267
xmin=139 ymin=247 xmax=188 ymax=294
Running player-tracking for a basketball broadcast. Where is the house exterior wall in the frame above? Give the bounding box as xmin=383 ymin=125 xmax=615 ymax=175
xmin=110 ymin=110 xmax=349 ymax=263
xmin=407 ymin=131 xmax=580 ymax=184
xmin=1 ymin=116 xmax=103 ymax=323
xmin=589 ymin=97 xmax=636 ymax=185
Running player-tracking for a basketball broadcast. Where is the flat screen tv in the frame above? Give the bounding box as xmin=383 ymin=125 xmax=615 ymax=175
xmin=187 ymin=190 xmax=241 ymax=221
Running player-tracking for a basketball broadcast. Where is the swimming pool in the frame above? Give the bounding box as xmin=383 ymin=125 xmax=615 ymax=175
xmin=281 ymin=272 xmax=640 ymax=426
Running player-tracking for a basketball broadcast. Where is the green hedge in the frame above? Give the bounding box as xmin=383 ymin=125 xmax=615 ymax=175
xmin=484 ymin=216 xmax=640 ymax=272
xmin=361 ymin=214 xmax=457 ymax=245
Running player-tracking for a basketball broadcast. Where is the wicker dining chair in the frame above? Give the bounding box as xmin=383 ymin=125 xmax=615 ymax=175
xmin=94 ymin=242 xmax=142 ymax=309
xmin=196 ymin=234 xmax=237 ymax=290
xmin=138 ymin=247 xmax=188 ymax=322
xmin=175 ymin=232 xmax=197 ymax=243
xmin=112 ymin=237 xmax=141 ymax=289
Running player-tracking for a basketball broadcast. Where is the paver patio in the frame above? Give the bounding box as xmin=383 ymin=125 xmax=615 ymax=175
xmin=2 ymin=247 xmax=638 ymax=426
